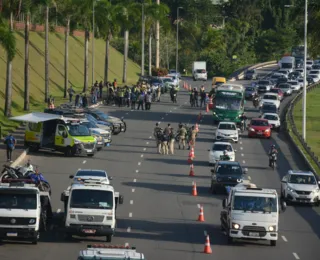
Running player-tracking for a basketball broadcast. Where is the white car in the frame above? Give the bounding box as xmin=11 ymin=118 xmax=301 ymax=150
xmin=261 ymin=113 xmax=280 ymax=132
xmin=167 ymin=74 xmax=180 ymax=86
xmin=260 ymin=93 xmax=280 ymax=109
xmin=308 ymin=74 xmax=320 ymax=82
xmin=208 ymin=142 xmax=236 ymax=165
xmin=69 ymin=169 xmax=112 ymax=184
xmin=308 ymin=69 xmax=320 ymax=76
xmin=168 ymin=69 xmax=181 ymax=78
xmin=193 ymin=69 xmax=207 ymax=81
xmin=287 ymin=80 xmax=301 ymax=91
xmin=215 ymin=122 xmax=239 ymax=143
xmin=281 ymin=170 xmax=320 ymax=206
xmin=306 ymin=60 xmax=313 ymax=70
xmin=297 ymin=77 xmax=307 ymax=88
xmin=278 ymin=69 xmax=290 ymax=78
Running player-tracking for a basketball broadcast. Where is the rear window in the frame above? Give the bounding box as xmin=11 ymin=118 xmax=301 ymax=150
xmin=270 ymin=89 xmax=279 ymax=94
xmin=263 ymin=95 xmax=277 ymax=100
xmin=251 ymin=120 xmax=269 ymax=126
xmin=76 ymin=171 xmax=106 ymax=177
xmin=278 ymin=84 xmax=290 ymax=89
xmin=258 ymin=81 xmax=269 ymax=85
xmin=245 ymin=87 xmax=254 ymax=91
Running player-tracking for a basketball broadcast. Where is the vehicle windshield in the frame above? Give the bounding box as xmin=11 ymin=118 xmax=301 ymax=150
xmin=86 ymin=114 xmax=98 ymax=124
xmin=264 ymin=115 xmax=278 ymax=120
xmin=76 ymin=170 xmax=107 ymax=177
xmin=215 ymin=82 xmax=224 ymax=86
xmin=216 ymin=164 xmax=242 ymax=175
xmin=270 ymin=89 xmax=280 ymax=94
xmin=219 ymin=124 xmax=236 ymax=130
xmin=196 ymin=69 xmax=206 ymax=73
xmin=232 ymin=196 xmax=277 ymax=213
xmin=213 ymin=144 xmax=232 ymax=151
xmin=279 ymin=84 xmax=290 ymax=89
xmin=290 ymin=72 xmax=300 ymax=76
xmin=288 ymin=82 xmax=299 ymax=85
xmin=271 ymin=75 xmax=281 ymax=79
xmin=281 ymin=63 xmax=293 ymax=69
xmin=258 ymin=81 xmax=270 ymax=85
xmin=67 ymin=124 xmax=91 ymax=136
xmin=215 ymin=97 xmax=242 ymax=110
xmin=152 ymin=79 xmax=162 ymax=84
xmin=245 ymin=87 xmax=255 ymax=91
xmin=82 ymin=121 xmax=97 ymax=129
xmin=93 ymin=111 xmax=109 ymax=120
xmin=251 ymin=120 xmax=269 ymax=126
xmin=263 ymin=95 xmax=277 ymax=100
xmin=0 ymin=192 xmax=37 ymax=210
xmin=288 ymin=174 xmax=316 ymax=185
xmin=70 ymin=190 xmax=113 ymax=209
xmin=279 ymin=70 xmax=288 ymax=74
xmin=310 ymin=75 xmax=318 ymax=78
xmin=246 ymin=70 xmax=255 ymax=74
xmin=307 ymin=61 xmax=313 ymax=65
xmin=163 ymin=78 xmax=173 ymax=83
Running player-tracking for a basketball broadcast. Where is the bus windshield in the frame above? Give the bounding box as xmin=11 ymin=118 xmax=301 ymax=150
xmin=67 ymin=124 xmax=91 ymax=136
xmin=232 ymin=195 xmax=277 ymax=213
xmin=70 ymin=190 xmax=114 ymax=209
xmin=215 ymin=97 xmax=241 ymax=110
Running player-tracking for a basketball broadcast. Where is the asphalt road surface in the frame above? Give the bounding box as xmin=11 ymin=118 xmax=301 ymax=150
xmin=1 ymin=65 xmax=319 ymax=260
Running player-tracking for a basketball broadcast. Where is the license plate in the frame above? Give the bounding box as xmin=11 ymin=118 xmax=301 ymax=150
xmin=257 ymin=131 xmax=263 ymax=135
xmin=224 ymin=118 xmax=230 ymax=121
xmin=249 ymin=232 xmax=260 ymax=237
xmin=7 ymin=232 xmax=17 ymax=237
xmin=97 ymin=142 xmax=103 ymax=145
xmin=82 ymin=229 xmax=96 ymax=234
xmin=87 ymin=150 xmax=92 ymax=153
xmin=299 ymin=195 xmax=308 ymax=198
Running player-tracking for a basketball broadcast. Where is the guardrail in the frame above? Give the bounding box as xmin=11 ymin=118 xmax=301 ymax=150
xmin=285 ymin=82 xmax=320 ymax=173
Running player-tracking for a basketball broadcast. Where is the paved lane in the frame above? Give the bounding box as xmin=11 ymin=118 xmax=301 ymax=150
xmin=0 ymin=65 xmax=319 ymax=260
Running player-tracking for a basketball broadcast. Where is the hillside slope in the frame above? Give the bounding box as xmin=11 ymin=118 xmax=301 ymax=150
xmin=0 ymin=31 xmax=140 ymax=135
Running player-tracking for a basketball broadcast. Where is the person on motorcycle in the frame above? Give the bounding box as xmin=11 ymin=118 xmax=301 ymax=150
xmin=29 ymin=167 xmax=48 ymax=184
xmin=220 ymin=150 xmax=231 ymax=161
xmin=239 ymin=113 xmax=247 ymax=130
xmin=24 ymin=160 xmax=34 ymax=172
xmin=252 ymin=93 xmax=259 ymax=108
xmin=268 ymin=144 xmax=278 ymax=167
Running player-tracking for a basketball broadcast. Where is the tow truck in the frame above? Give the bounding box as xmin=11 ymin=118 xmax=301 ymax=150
xmin=61 ymin=178 xmax=124 ymax=242
xmin=0 ymin=179 xmax=52 ymax=244
xmin=78 ymin=244 xmax=145 ymax=259
xmin=220 ymin=183 xmax=286 ymax=246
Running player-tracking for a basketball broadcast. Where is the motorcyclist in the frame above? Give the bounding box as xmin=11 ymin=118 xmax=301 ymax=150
xmin=252 ymin=93 xmax=260 ymax=108
xmin=268 ymin=144 xmax=278 ymax=167
xmin=239 ymin=113 xmax=248 ymax=131
xmin=170 ymin=86 xmax=177 ymax=103
xmin=24 ymin=159 xmax=34 ymax=172
xmin=220 ymin=150 xmax=231 ymax=161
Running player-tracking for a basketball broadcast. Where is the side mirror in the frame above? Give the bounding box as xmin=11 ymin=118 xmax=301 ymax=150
xmin=222 ymin=198 xmax=227 ymax=209
xmin=280 ymin=201 xmax=287 ymax=212
xmin=60 ymin=193 xmax=66 ymax=202
xmin=119 ymin=195 xmax=124 ymax=204
xmin=211 ymin=169 xmax=215 ymax=173
xmin=243 ymin=168 xmax=248 ymax=174
xmin=69 ymin=175 xmax=74 ymax=179
xmin=108 ymin=176 xmax=113 ymax=180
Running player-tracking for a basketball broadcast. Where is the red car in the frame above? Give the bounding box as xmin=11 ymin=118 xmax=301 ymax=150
xmin=248 ymin=118 xmax=272 ymax=138
xmin=269 ymin=88 xmax=284 ymax=101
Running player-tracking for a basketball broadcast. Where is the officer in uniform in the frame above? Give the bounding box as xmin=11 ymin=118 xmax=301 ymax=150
xmin=161 ymin=132 xmax=169 ymax=155
xmin=168 ymin=127 xmax=175 ymax=155
xmin=178 ymin=123 xmax=187 ymax=150
xmin=188 ymin=126 xmax=197 ymax=149
xmin=153 ymin=123 xmax=162 ymax=152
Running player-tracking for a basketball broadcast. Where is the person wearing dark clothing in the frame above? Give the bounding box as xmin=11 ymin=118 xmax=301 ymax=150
xmin=99 ymin=81 xmax=103 ymax=98
xmin=82 ymin=94 xmax=88 ymax=108
xmin=131 ymin=92 xmax=137 ymax=110
xmin=4 ymin=134 xmax=16 ymax=162
xmin=200 ymin=86 xmax=206 ymax=107
xmin=67 ymin=86 xmax=75 ymax=102
xmin=75 ymin=93 xmax=80 ymax=107
xmin=145 ymin=92 xmax=152 ymax=110
xmin=137 ymin=92 xmax=145 ymax=110
xmin=190 ymin=91 xmax=195 ymax=107
xmin=194 ymin=88 xmax=199 ymax=107
xmin=94 ymin=81 xmax=99 ymax=88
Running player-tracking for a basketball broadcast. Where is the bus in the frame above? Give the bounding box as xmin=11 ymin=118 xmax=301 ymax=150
xmin=212 ymin=84 xmax=245 ymax=125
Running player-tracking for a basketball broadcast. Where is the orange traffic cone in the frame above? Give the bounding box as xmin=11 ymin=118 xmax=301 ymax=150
xmin=189 ymin=164 xmax=195 ymax=176
xmin=203 ymin=235 xmax=212 ymax=254
xmin=190 ymin=147 xmax=195 ymax=158
xmin=192 ymin=182 xmax=197 ymax=196
xmin=198 ymin=205 xmax=205 ymax=222
xmin=206 ymin=103 xmax=209 ymax=113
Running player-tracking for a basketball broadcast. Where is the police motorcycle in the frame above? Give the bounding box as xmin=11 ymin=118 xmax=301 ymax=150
xmin=252 ymin=94 xmax=260 ymax=108
xmin=269 ymin=152 xmax=277 ymax=170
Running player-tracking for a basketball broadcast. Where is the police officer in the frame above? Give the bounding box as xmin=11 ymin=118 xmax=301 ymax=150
xmin=161 ymin=131 xmax=169 ymax=155
xmin=168 ymin=128 xmax=175 ymax=155
xmin=164 ymin=124 xmax=171 ymax=136
xmin=3 ymin=133 xmax=16 ymax=162
xmin=153 ymin=123 xmax=162 ymax=151
xmin=178 ymin=123 xmax=187 ymax=150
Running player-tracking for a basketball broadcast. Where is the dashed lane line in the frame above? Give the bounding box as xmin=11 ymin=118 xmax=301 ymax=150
xmin=149 ymin=136 xmax=152 ymax=139
xmin=130 ymin=200 xmax=133 ymax=205
xmin=143 ymin=148 xmax=146 ymax=151
xmin=129 ymin=212 xmax=133 ymax=218
xmin=135 ymin=170 xmax=139 ymax=173
xmin=141 ymin=154 xmax=144 ymax=158
xmin=240 ymin=147 xmax=243 ymax=150
xmin=292 ymin=253 xmax=300 ymax=260
xmin=281 ymin=236 xmax=288 ymax=242
xmin=243 ymin=160 xmax=246 ymax=164
xmin=132 ymin=189 xmax=135 ymax=192
xmin=146 ymin=142 xmax=149 ymax=145
xmin=138 ymin=162 xmax=141 ymax=166
xmin=83 ymin=160 xmax=86 ymax=164
xmin=241 ymin=153 xmax=244 ymax=157
xmin=133 ymin=179 xmax=137 ymax=182
xmin=240 ymin=142 xmax=243 ymax=145
xmin=127 ymin=227 xmax=131 ymax=233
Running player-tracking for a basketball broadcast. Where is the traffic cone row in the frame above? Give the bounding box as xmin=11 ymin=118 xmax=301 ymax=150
xmin=198 ymin=205 xmax=205 ymax=222
xmin=192 ymin=182 xmax=197 ymax=196
xmin=189 ymin=164 xmax=195 ymax=176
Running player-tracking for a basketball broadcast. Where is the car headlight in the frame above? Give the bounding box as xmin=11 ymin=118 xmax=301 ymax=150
xmin=312 ymin=188 xmax=320 ymax=193
xmin=237 ymin=178 xmax=242 ymax=183
xmin=213 ymin=112 xmax=216 ymax=115
xmin=265 ymin=129 xmax=270 ymax=132
xmin=217 ymin=132 xmax=223 ymax=136
xmin=232 ymin=223 xmax=240 ymax=229
xmin=249 ymin=127 xmax=255 ymax=132
xmin=287 ymin=187 xmax=295 ymax=192
xmin=268 ymin=225 xmax=276 ymax=232
xmin=74 ymin=138 xmax=82 ymax=144
xmin=29 ymin=218 xmax=36 ymax=224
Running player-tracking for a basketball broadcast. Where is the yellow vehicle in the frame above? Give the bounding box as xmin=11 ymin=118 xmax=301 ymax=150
xmin=10 ymin=112 xmax=96 ymax=157
xmin=212 ymin=77 xmax=226 ymax=87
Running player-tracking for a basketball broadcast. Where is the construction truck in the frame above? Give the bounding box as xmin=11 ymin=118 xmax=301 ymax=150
xmin=0 ymin=179 xmax=52 ymax=244
xmin=60 ymin=178 xmax=124 ymax=242
xmin=78 ymin=244 xmax=145 ymax=259
xmin=220 ymin=183 xmax=286 ymax=246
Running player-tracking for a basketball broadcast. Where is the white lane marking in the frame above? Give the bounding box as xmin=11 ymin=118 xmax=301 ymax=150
xmin=240 ymin=147 xmax=243 ymax=150
xmin=127 ymin=227 xmax=131 ymax=233
xmin=281 ymin=235 xmax=288 ymax=242
xmin=146 ymin=142 xmax=149 ymax=145
xmin=292 ymin=253 xmax=300 ymax=259
xmin=129 ymin=212 xmax=133 ymax=218
xmin=138 ymin=162 xmax=141 ymax=166
xmin=149 ymin=136 xmax=152 ymax=139
xmin=174 ymin=107 xmax=177 ymax=110
xmin=197 ymin=204 xmax=201 ymax=208
xmin=133 ymin=179 xmax=137 ymax=182
xmin=243 ymin=160 xmax=246 ymax=164
xmin=132 ymin=189 xmax=135 ymax=192
xmin=135 ymin=170 xmax=139 ymax=173
xmin=143 ymin=148 xmax=146 ymax=151
xmin=130 ymin=200 xmax=133 ymax=205
xmin=141 ymin=154 xmax=144 ymax=158
xmin=170 ymin=110 xmax=172 ymax=112
xmin=240 ymin=142 xmax=243 ymax=145
xmin=83 ymin=160 xmax=86 ymax=164
xmin=241 ymin=153 xmax=244 ymax=157
xmin=204 ymin=230 xmax=207 ymax=236
xmin=56 ymin=209 xmax=61 ymax=213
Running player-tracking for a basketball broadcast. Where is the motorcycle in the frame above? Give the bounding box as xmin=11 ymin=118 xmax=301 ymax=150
xmin=239 ymin=119 xmax=246 ymax=132
xmin=270 ymin=153 xmax=277 ymax=170
xmin=1 ymin=165 xmax=26 ymax=179
xmin=220 ymin=155 xmax=231 ymax=161
xmin=253 ymin=96 xmax=260 ymax=108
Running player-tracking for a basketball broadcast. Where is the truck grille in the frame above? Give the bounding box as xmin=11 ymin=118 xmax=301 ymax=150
xmin=0 ymin=217 xmax=35 ymax=225
xmin=295 ymin=190 xmax=311 ymax=195
xmin=101 ymin=133 xmax=111 ymax=139
xmin=77 ymin=215 xmax=104 ymax=222
xmin=83 ymin=142 xmax=95 ymax=149
xmin=242 ymin=226 xmax=267 ymax=237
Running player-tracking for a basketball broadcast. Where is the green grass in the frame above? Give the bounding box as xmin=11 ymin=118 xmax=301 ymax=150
xmin=292 ymin=87 xmax=320 ymax=174
xmin=0 ymin=31 xmax=140 ymax=136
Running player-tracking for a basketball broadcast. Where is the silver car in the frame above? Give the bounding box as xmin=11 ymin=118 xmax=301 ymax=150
xmin=278 ymin=83 xmax=292 ymax=96
xmin=287 ymin=81 xmax=301 ymax=92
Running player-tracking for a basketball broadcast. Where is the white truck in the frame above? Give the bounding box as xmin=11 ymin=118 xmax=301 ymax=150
xmin=0 ymin=179 xmax=52 ymax=244
xmin=220 ymin=183 xmax=286 ymax=246
xmin=61 ymin=178 xmax=124 ymax=242
xmin=78 ymin=245 xmax=145 ymax=259
xmin=278 ymin=56 xmax=295 ymax=72
xmin=192 ymin=61 xmax=207 ymax=81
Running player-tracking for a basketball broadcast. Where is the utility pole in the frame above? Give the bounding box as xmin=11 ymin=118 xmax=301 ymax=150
xmin=141 ymin=2 xmax=145 ymax=76
xmin=302 ymin=0 xmax=308 ymax=140
xmin=176 ymin=7 xmax=183 ymax=73
xmin=155 ymin=0 xmax=160 ymax=68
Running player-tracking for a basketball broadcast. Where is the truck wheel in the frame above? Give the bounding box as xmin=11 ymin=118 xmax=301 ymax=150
xmin=31 ymin=240 xmax=38 ymax=245
xmin=106 ymin=235 xmax=112 ymax=242
xmin=270 ymin=240 xmax=276 ymax=246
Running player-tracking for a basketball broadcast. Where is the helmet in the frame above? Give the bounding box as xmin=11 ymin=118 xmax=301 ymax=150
xmin=271 ymin=144 xmax=276 ymax=148
xmin=223 ymin=150 xmax=228 ymax=155
xmin=156 ymin=123 xmax=159 ymax=126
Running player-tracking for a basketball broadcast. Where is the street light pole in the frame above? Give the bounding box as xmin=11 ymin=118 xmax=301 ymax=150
xmin=302 ymin=0 xmax=308 ymax=140
xmin=176 ymin=7 xmax=183 ymax=73
xmin=141 ymin=2 xmax=145 ymax=76
xmin=92 ymin=0 xmax=95 ymax=86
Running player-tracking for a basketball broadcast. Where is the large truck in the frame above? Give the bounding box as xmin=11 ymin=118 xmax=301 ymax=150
xmin=278 ymin=56 xmax=295 ymax=72
xmin=61 ymin=178 xmax=124 ymax=242
xmin=220 ymin=183 xmax=286 ymax=246
xmin=78 ymin=245 xmax=145 ymax=259
xmin=192 ymin=61 xmax=207 ymax=81
xmin=0 ymin=179 xmax=52 ymax=244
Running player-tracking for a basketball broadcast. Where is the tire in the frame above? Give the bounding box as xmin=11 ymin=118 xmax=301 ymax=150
xmin=106 ymin=235 xmax=112 ymax=242
xmin=270 ymin=240 xmax=276 ymax=246
xmin=122 ymin=122 xmax=127 ymax=132
xmin=64 ymin=146 xmax=72 ymax=157
xmin=97 ymin=147 xmax=102 ymax=151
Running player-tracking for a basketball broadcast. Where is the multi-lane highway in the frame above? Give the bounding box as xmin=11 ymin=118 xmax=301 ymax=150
xmin=1 ymin=65 xmax=319 ymax=260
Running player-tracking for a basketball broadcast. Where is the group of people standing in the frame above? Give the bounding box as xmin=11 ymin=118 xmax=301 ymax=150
xmin=189 ymin=85 xmax=212 ymax=108
xmin=153 ymin=123 xmax=198 ymax=155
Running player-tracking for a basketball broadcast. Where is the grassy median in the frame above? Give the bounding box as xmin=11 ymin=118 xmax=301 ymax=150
xmin=0 ymin=31 xmax=140 ymax=136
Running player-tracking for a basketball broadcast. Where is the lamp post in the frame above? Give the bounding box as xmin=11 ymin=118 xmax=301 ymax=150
xmin=92 ymin=0 xmax=99 ymax=86
xmin=141 ymin=1 xmax=145 ymax=76
xmin=302 ymin=0 xmax=308 ymax=140
xmin=176 ymin=6 xmax=183 ymax=74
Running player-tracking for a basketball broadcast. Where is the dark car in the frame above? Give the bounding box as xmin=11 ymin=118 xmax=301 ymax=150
xmin=312 ymin=64 xmax=320 ymax=70
xmin=307 ymin=76 xmax=316 ymax=85
xmin=260 ymin=103 xmax=278 ymax=115
xmin=244 ymin=86 xmax=258 ymax=99
xmin=288 ymin=71 xmax=302 ymax=80
xmin=244 ymin=69 xmax=258 ymax=80
xmin=257 ymin=80 xmax=272 ymax=93
xmin=276 ymin=77 xmax=288 ymax=86
xmin=210 ymin=161 xmax=248 ymax=194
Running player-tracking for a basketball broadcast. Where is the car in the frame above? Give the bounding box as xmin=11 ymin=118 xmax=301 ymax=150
xmin=193 ymin=69 xmax=207 ymax=81
xmin=269 ymin=88 xmax=284 ymax=101
xmin=308 ymin=69 xmax=320 ymax=76
xmin=208 ymin=142 xmax=236 ymax=165
xmin=278 ymin=69 xmax=290 ymax=78
xmin=308 ymin=74 xmax=320 ymax=82
xmin=297 ymin=77 xmax=307 ymax=89
xmin=257 ymin=80 xmax=272 ymax=92
xmin=276 ymin=77 xmax=288 ymax=86
xmin=150 ymin=77 xmax=164 ymax=91
xmin=215 ymin=122 xmax=239 ymax=143
xmin=312 ymin=64 xmax=320 ymax=70
xmin=278 ymin=83 xmax=293 ymax=96
xmin=244 ymin=86 xmax=258 ymax=100
xmin=281 ymin=170 xmax=320 ymax=206
xmin=294 ymin=68 xmax=304 ymax=76
xmin=160 ymin=77 xmax=176 ymax=92
xmin=306 ymin=60 xmax=313 ymax=70
xmin=261 ymin=113 xmax=281 ymax=132
xmin=166 ymin=74 xmax=180 ymax=86
xmin=210 ymin=161 xmax=248 ymax=194
xmin=244 ymin=69 xmax=258 ymax=80
xmin=168 ymin=69 xmax=181 ymax=78
xmin=288 ymin=71 xmax=302 ymax=80
xmin=259 ymin=93 xmax=280 ymax=109
xmin=268 ymin=73 xmax=285 ymax=85
xmin=69 ymin=169 xmax=113 ymax=185
xmin=260 ymin=103 xmax=278 ymax=115
xmin=307 ymin=76 xmax=316 ymax=85
xmin=287 ymin=80 xmax=301 ymax=92
xmin=247 ymin=118 xmax=272 ymax=138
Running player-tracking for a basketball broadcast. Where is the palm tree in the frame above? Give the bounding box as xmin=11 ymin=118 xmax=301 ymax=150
xmin=0 ymin=14 xmax=16 ymax=117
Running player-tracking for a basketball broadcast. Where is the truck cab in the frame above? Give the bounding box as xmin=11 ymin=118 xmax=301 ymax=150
xmin=61 ymin=179 xmax=124 ymax=242
xmin=220 ymin=185 xmax=286 ymax=246
xmin=0 ymin=179 xmax=52 ymax=244
xmin=78 ymin=245 xmax=145 ymax=259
